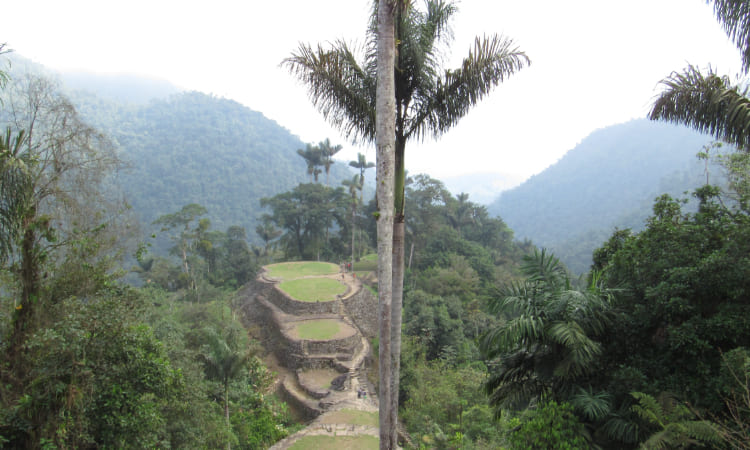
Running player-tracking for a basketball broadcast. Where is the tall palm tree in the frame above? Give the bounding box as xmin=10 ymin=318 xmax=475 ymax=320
xmin=342 ymin=175 xmax=362 ymax=271
xmin=374 ymin=0 xmax=397 ymax=447
xmin=319 ymin=137 xmax=343 ymax=186
xmin=446 ymin=191 xmax=473 ymax=237
xmin=284 ymin=2 xmax=528 ymax=445
xmin=349 ymin=152 xmax=375 ymax=204
xmin=649 ymin=0 xmax=750 ymax=150
xmin=480 ymin=249 xmax=612 ymax=412
xmin=296 ymin=143 xmax=323 ymax=182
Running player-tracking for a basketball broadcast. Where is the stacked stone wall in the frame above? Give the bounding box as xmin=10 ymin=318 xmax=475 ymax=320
xmin=341 ymin=286 xmax=378 ymax=339
xmin=267 ymin=284 xmax=341 ymax=315
xmin=305 ymin=332 xmax=361 ymax=355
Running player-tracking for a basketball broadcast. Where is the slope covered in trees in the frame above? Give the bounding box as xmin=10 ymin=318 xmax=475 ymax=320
xmin=487 ymin=119 xmax=714 ymax=273
xmin=77 ymin=91 xmax=355 ymax=242
xmin=6 ymin=55 xmax=357 ymax=246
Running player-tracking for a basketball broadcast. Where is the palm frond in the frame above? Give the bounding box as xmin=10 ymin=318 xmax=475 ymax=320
xmin=631 ymin=392 xmax=665 ymax=427
xmin=408 ymin=33 xmax=529 ymax=140
xmin=650 ymin=65 xmax=750 ymax=151
xmin=710 ymin=0 xmax=750 ymax=73
xmin=0 ymin=127 xmax=34 ymax=263
xmin=600 ymin=415 xmax=642 ymax=444
xmin=282 ymin=42 xmax=376 ymax=143
xmin=480 ymin=314 xmax=545 ymax=357
xmin=571 ymin=387 xmax=613 ymax=422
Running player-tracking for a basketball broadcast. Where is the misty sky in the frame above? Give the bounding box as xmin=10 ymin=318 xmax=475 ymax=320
xmin=2 ymin=0 xmax=741 ymax=186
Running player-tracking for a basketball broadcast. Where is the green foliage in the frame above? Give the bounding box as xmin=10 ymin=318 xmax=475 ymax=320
xmin=508 ymin=401 xmax=590 ymax=450
xmin=1 ymin=287 xmax=185 ymax=448
xmin=141 ymin=204 xmax=259 ymax=293
xmin=596 ymin=187 xmax=750 ymax=412
xmin=143 ymin=292 xmax=293 ymax=449
xmin=631 ymin=392 xmax=720 ymax=449
xmin=261 ymin=183 xmax=349 ymax=260
xmin=403 ymin=289 xmax=472 ymax=364
xmin=481 ymin=249 xmax=612 ymax=412
xmin=399 ymin=340 xmax=505 ymax=449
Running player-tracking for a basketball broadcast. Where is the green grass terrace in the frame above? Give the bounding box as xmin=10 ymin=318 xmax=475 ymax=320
xmin=291 ymin=319 xmax=354 ymax=340
xmin=278 ymin=278 xmax=346 ymax=303
xmin=265 ymin=261 xmax=339 ymax=280
xmin=288 ymin=435 xmax=378 ymax=450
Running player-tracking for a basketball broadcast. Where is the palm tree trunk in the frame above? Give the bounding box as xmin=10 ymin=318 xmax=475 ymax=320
xmin=351 ymin=205 xmax=356 ymax=272
xmin=11 ymin=223 xmax=38 ymax=356
xmin=224 ymin=381 xmax=231 ymax=450
xmin=376 ymin=0 xmax=397 ymax=448
xmin=388 ymin=132 xmax=407 ymax=445
xmin=390 ymin=218 xmax=405 ymax=446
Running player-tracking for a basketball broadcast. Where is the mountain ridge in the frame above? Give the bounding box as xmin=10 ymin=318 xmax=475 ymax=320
xmin=487 ymin=118 xmax=714 ymax=273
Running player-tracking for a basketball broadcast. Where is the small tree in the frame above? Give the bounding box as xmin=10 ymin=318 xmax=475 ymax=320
xmin=153 ymin=203 xmax=208 ymax=292
xmin=199 ymin=325 xmax=257 ymax=450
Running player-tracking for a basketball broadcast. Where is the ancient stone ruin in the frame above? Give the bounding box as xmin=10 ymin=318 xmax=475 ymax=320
xmin=239 ymin=262 xmax=380 ymax=448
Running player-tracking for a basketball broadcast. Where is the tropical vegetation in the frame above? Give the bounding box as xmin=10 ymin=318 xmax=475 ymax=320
xmin=1 ymin=0 xmax=750 ymax=448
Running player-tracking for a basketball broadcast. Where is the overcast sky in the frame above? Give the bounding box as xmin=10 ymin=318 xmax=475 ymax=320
xmin=2 ymin=0 xmax=741 ymax=186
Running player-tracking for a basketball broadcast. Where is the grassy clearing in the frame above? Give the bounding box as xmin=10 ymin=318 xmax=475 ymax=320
xmin=318 ymin=409 xmax=379 ymax=427
xmin=288 ymin=435 xmax=378 ymax=450
xmin=295 ymin=319 xmax=342 ymax=340
xmin=278 ymin=278 xmax=346 ymax=302
xmin=353 ymin=255 xmax=377 ymax=272
xmin=266 ymin=261 xmax=339 ymax=280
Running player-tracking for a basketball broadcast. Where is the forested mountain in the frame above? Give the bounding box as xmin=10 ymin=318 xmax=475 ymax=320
xmin=70 ymin=87 xmax=356 ymax=244
xmin=4 ymin=55 xmax=356 ymax=245
xmin=487 ymin=119 xmax=715 ymax=273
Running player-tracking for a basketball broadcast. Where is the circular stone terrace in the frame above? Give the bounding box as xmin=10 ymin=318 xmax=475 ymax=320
xmin=260 ymin=262 xmax=380 ymax=449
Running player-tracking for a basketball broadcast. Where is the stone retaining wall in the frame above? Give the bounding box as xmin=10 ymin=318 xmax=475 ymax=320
xmin=278 ymin=378 xmax=322 ymax=422
xmin=341 ymin=286 xmax=378 ymax=339
xmin=267 ymin=284 xmax=342 ymax=315
xmin=304 ymin=331 xmax=361 ymax=356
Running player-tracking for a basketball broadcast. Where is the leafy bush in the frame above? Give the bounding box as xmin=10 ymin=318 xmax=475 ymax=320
xmin=509 ymin=401 xmax=590 ymax=450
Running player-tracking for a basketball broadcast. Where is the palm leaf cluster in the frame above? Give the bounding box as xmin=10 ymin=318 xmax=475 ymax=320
xmin=649 ymin=0 xmax=750 ymax=150
xmin=649 ymin=66 xmax=750 ymax=151
xmin=0 ymin=127 xmax=33 ymax=263
xmin=480 ymin=249 xmax=611 ymax=412
xmin=283 ymin=0 xmax=529 ymax=147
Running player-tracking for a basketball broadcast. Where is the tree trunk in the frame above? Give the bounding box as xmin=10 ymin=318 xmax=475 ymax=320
xmin=224 ymin=381 xmax=231 ymax=450
xmin=11 ymin=211 xmax=39 ymax=360
xmin=390 ymin=218 xmax=405 ymax=446
xmin=376 ymin=0 xmax=397 ymax=448
xmin=351 ymin=204 xmax=356 ymax=272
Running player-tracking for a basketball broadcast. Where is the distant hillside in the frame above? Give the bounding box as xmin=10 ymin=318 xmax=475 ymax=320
xmin=487 ymin=119 xmax=715 ymax=274
xmin=4 ymin=56 xmax=359 ymax=247
xmin=100 ymin=91 xmax=355 ymax=243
